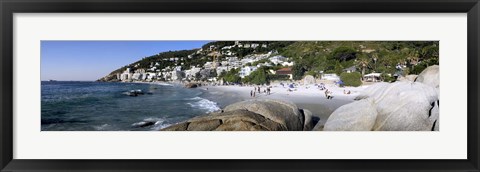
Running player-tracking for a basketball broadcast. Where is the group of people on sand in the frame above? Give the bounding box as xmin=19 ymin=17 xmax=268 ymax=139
xmin=250 ymin=86 xmax=271 ymax=97
xmin=317 ymin=83 xmax=326 ymax=90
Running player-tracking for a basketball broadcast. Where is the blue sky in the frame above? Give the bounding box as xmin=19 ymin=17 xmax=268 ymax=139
xmin=41 ymin=41 xmax=210 ymax=81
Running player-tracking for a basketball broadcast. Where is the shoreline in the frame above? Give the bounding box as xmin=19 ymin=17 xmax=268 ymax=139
xmin=98 ymin=80 xmax=369 ymax=129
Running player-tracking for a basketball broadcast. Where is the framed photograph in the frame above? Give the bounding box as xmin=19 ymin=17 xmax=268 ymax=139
xmin=1 ymin=0 xmax=479 ymax=171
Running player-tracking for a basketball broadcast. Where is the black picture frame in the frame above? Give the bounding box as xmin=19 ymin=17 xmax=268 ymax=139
xmin=1 ymin=0 xmax=479 ymax=171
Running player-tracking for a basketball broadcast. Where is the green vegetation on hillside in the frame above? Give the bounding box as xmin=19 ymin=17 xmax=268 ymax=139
xmin=100 ymin=41 xmax=439 ymax=86
xmin=280 ymin=41 xmax=439 ymax=78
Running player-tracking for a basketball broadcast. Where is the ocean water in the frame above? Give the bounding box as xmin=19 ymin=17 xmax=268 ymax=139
xmin=41 ymin=81 xmax=225 ymax=131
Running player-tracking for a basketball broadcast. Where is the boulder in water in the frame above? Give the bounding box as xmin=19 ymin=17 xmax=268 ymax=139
xmin=185 ymin=83 xmax=199 ymax=88
xmin=131 ymin=121 xmax=155 ymax=128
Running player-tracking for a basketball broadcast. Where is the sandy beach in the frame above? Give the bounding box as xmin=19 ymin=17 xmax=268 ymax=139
xmin=203 ymin=81 xmax=369 ymax=129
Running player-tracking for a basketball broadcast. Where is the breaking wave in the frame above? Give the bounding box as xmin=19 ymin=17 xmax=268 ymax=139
xmin=187 ymin=97 xmax=221 ymax=113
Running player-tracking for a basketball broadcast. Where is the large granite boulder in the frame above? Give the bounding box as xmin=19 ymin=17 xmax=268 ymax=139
xmin=354 ymin=82 xmax=390 ymax=101
xmin=397 ymin=75 xmax=418 ymax=82
xmin=415 ymin=65 xmax=439 ymax=89
xmin=321 ymin=81 xmax=439 ymax=131
xmin=323 ymin=99 xmax=378 ymax=131
xmin=302 ymin=109 xmax=314 ymax=131
xmin=161 ymin=99 xmax=312 ymax=131
xmin=303 ymin=75 xmax=315 ymax=85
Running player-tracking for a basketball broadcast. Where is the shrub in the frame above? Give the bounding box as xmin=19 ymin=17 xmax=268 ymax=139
xmin=305 ymin=71 xmax=317 ymax=77
xmin=381 ymin=73 xmax=396 ymax=83
xmin=267 ymin=74 xmax=290 ymax=81
xmin=247 ymin=67 xmax=268 ymax=85
xmin=340 ymin=72 xmax=362 ymax=87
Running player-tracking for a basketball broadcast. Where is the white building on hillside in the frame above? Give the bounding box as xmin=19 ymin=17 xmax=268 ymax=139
xmin=239 ymin=66 xmax=258 ymax=78
xmin=132 ymin=73 xmax=142 ymax=80
xmin=184 ymin=67 xmax=201 ymax=80
xmin=282 ymin=61 xmax=294 ymax=66
xmin=269 ymin=55 xmax=287 ymax=65
xmin=241 ymin=58 xmax=254 ymax=65
xmin=171 ymin=70 xmax=185 ymax=81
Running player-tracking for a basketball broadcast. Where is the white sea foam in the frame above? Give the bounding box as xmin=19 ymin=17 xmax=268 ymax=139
xmin=188 ymin=97 xmax=203 ymax=100
xmin=187 ymin=97 xmax=221 ymax=113
xmin=131 ymin=117 xmax=172 ymax=130
xmin=151 ymin=120 xmax=172 ymax=131
xmin=152 ymin=82 xmax=172 ymax=86
xmin=93 ymin=124 xmax=110 ymax=131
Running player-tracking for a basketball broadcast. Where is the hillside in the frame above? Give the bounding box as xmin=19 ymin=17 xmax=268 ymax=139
xmin=98 ymin=41 xmax=439 ymax=84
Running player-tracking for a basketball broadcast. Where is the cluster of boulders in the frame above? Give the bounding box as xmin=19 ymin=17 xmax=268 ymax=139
xmin=319 ymin=65 xmax=439 ymax=131
xmin=161 ymin=99 xmax=313 ymax=131
xmin=163 ymin=65 xmax=439 ymax=131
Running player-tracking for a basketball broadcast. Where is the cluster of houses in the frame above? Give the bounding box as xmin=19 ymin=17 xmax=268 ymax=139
xmin=115 ymin=44 xmax=294 ymax=82
xmin=114 ymin=43 xmax=399 ymax=83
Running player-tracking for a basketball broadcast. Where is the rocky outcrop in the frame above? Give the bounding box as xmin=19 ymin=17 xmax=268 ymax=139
xmin=97 ymin=73 xmax=120 ymax=82
xmin=415 ymin=65 xmax=439 ymax=89
xmin=131 ymin=121 xmax=155 ymax=128
xmin=303 ymin=75 xmax=315 ymax=85
xmin=302 ymin=109 xmax=314 ymax=131
xmin=185 ymin=83 xmax=199 ymax=88
xmin=324 ymin=99 xmax=378 ymax=131
xmin=161 ymin=99 xmax=312 ymax=131
xmin=397 ymin=75 xmax=418 ymax=82
xmin=321 ymin=66 xmax=439 ymax=131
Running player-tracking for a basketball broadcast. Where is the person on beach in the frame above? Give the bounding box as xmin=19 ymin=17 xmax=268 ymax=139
xmin=258 ymin=87 xmax=261 ymax=93
xmin=253 ymin=91 xmax=256 ymax=97
xmin=325 ymin=89 xmax=329 ymax=98
xmin=327 ymin=91 xmax=333 ymax=99
xmin=250 ymin=90 xmax=253 ymax=97
xmin=267 ymin=87 xmax=271 ymax=95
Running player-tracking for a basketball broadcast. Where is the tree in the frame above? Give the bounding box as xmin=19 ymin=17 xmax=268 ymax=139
xmin=330 ymin=46 xmax=357 ymax=61
xmin=407 ymin=50 xmax=420 ymax=64
xmin=247 ymin=67 xmax=268 ymax=85
xmin=195 ymin=72 xmax=202 ymax=81
xmin=334 ymin=62 xmax=343 ymax=75
xmin=218 ymin=70 xmax=227 ymax=78
xmin=292 ymin=63 xmax=306 ymax=80
xmin=355 ymin=53 xmax=370 ymax=77
xmin=209 ymin=69 xmax=217 ymax=77
xmin=222 ymin=68 xmax=241 ymax=83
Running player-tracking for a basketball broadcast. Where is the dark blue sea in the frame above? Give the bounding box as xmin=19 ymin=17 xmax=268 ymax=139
xmin=41 ymin=81 xmax=240 ymax=131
